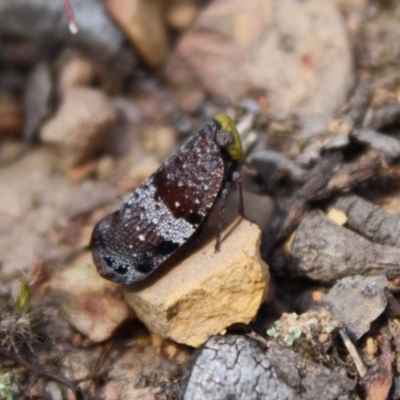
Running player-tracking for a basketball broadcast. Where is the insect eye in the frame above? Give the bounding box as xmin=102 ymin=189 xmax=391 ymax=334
xmin=115 ymin=264 xmax=130 ymax=275
xmin=103 ymin=256 xmax=115 ymax=268
xmin=103 ymin=257 xmax=130 ymax=275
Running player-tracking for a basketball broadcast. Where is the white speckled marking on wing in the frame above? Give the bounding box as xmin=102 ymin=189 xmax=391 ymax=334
xmin=124 ymin=182 xmax=195 ymax=245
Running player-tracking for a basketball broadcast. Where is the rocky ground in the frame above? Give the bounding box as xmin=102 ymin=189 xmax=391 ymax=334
xmin=1 ymin=0 xmax=400 ymax=399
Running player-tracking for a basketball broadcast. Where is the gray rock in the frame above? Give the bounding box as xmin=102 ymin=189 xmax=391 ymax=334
xmin=288 ymin=209 xmax=400 ymax=283
xmin=0 ymin=0 xmax=124 ymax=57
xmin=333 ymin=194 xmax=400 ymax=247
xmin=352 ymin=128 xmax=400 ymax=163
xmin=322 ymin=275 xmax=388 ymax=341
xmin=179 ymin=335 xmax=355 ymax=400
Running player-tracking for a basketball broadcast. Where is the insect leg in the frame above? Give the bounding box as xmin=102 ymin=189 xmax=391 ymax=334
xmin=232 ymin=171 xmax=244 ymax=218
xmin=181 ymin=216 xmax=209 ymax=260
xmin=215 ymin=187 xmax=229 ymax=252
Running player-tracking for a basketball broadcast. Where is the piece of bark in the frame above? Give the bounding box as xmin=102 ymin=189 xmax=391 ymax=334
xmin=333 ymin=194 xmax=400 ymax=248
xmin=263 ymin=157 xmax=375 ymax=261
xmin=321 ymin=77 xmax=371 ymax=146
xmin=297 ymin=139 xmax=323 ymax=167
xmin=249 ymin=150 xmax=307 ymax=185
xmin=390 ymin=321 xmax=400 ymax=393
xmin=298 ymin=157 xmax=373 ymax=202
xmin=324 ymin=160 xmax=376 ymax=196
xmin=322 ymin=275 xmax=388 ymax=341
xmin=263 ymin=156 xmax=376 ymax=269
xmin=345 ymin=75 xmax=371 ymax=127
xmin=287 ymin=209 xmax=400 ymax=283
xmin=363 ymin=334 xmax=393 ymax=400
xmin=369 ymin=102 xmax=400 ymax=130
xmin=352 ymin=128 xmax=400 ymax=162
xmin=179 ymin=335 xmax=355 ymax=400
xmin=324 ymin=132 xmax=350 ymax=150
xmin=385 ymin=290 xmax=400 ymax=318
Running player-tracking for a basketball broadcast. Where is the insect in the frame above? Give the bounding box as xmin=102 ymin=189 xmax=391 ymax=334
xmin=90 ymin=114 xmax=244 ymax=284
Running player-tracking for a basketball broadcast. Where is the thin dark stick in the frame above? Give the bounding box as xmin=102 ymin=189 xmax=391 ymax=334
xmin=6 ymin=347 xmax=89 ymax=399
xmin=91 ymin=339 xmax=114 ymax=379
xmin=215 ymin=188 xmax=228 ymax=251
xmin=10 ymin=348 xmax=79 ymax=396
xmin=232 ymin=171 xmax=245 ymax=217
xmin=63 ymin=0 xmax=79 ymax=34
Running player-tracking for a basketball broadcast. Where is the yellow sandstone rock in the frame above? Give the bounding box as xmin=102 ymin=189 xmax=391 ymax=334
xmin=124 ymin=219 xmax=269 ymax=347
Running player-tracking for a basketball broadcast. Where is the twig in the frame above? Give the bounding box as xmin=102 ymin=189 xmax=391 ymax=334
xmin=63 ymin=0 xmax=79 ymax=34
xmin=0 ymin=348 xmax=108 ymax=400
xmin=7 ymin=347 xmax=83 ymax=399
xmin=92 ymin=339 xmax=114 ymax=377
xmin=345 ymin=76 xmax=371 ymax=127
xmin=338 ymin=328 xmax=367 ymax=378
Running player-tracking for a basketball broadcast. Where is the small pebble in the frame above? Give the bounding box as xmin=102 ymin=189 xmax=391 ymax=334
xmin=323 ymin=275 xmax=388 ymax=341
xmin=97 ymin=155 xmax=116 ymax=180
xmin=318 ymin=333 xmax=330 ymax=344
xmin=365 ymin=337 xmax=377 ymax=356
xmin=65 ymin=160 xmax=97 ymax=182
xmin=143 ymin=126 xmax=176 ymax=158
xmin=311 ymin=290 xmax=324 ymax=303
xmin=167 ymin=0 xmax=199 ymax=31
xmin=58 ymin=55 xmax=95 ymax=92
xmin=151 ymin=333 xmax=164 ymax=354
xmin=327 ymin=207 xmax=348 ymax=226
xmin=163 ymin=343 xmax=179 ymax=359
xmin=41 ymin=87 xmax=116 ymax=166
